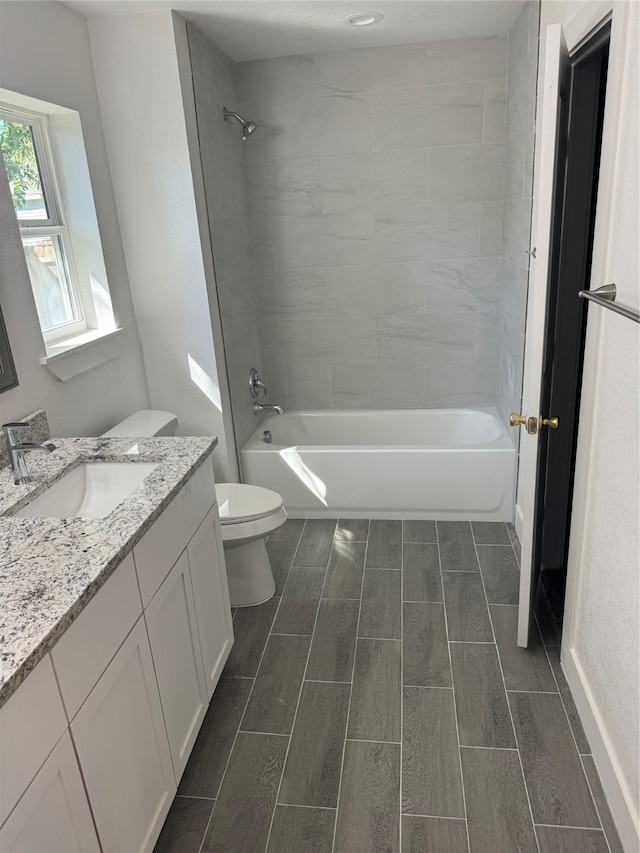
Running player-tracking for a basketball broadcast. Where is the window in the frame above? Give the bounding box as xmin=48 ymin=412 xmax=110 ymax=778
xmin=1 ymin=108 xmax=86 ymax=343
xmin=0 ymin=92 xmax=122 ymax=380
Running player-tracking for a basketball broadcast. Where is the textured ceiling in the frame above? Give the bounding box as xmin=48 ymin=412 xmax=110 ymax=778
xmin=62 ymin=0 xmax=527 ymax=62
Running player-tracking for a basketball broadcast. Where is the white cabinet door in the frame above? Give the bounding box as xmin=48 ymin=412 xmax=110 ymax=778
xmin=145 ymin=551 xmax=208 ymax=780
xmin=188 ymin=506 xmax=234 ymax=699
xmin=71 ymin=617 xmax=175 ymax=853
xmin=0 ymin=731 xmax=99 ymax=853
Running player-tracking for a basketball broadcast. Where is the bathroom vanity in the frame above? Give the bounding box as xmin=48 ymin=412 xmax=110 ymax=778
xmin=0 ymin=435 xmax=233 ymax=852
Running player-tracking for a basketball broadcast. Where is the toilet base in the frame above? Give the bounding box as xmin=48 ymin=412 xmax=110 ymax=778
xmin=223 ymin=538 xmax=276 ymax=607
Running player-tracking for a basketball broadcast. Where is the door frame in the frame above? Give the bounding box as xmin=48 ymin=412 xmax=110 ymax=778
xmin=518 ymin=2 xmax=638 ymax=847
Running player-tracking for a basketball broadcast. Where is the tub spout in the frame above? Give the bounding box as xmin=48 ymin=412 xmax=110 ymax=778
xmin=253 ymin=402 xmax=285 ymax=416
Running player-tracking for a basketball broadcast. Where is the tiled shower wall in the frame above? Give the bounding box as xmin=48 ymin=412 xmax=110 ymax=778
xmin=237 ymin=38 xmax=509 ymax=410
xmin=187 ymin=23 xmax=265 ymax=448
xmin=498 ymin=2 xmax=540 ymax=441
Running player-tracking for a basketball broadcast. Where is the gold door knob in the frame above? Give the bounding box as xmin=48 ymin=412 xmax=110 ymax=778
xmin=541 ymin=416 xmax=559 ymax=429
xmin=509 ymin=413 xmax=526 ymax=427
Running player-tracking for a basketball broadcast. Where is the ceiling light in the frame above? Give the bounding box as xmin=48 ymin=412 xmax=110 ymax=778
xmin=342 ymin=11 xmax=384 ymax=26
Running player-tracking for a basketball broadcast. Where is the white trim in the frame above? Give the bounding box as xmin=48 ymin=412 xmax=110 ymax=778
xmin=40 ymin=328 xmax=123 ymax=381
xmin=561 ymin=646 xmax=639 ymax=851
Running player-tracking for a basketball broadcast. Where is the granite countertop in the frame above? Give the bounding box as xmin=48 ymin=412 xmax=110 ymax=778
xmin=0 ymin=435 xmax=217 ymax=708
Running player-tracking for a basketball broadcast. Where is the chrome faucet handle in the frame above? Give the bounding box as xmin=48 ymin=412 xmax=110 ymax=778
xmin=249 ymin=367 xmax=268 ymax=398
xmin=2 ymin=421 xmax=33 ymax=446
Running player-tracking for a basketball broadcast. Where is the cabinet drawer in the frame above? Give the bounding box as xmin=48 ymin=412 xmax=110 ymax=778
xmin=134 ymin=458 xmax=215 ymax=607
xmin=0 ymin=656 xmax=68 ymax=825
xmin=51 ymin=553 xmax=142 ymax=721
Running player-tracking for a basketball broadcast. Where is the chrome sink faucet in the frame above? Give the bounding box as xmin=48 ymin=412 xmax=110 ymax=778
xmin=2 ymin=421 xmax=57 ymax=485
xmin=253 ymin=402 xmax=285 ymax=416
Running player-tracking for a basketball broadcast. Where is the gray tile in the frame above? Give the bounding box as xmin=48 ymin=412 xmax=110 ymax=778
xmin=461 ymin=747 xmax=537 ymax=853
xmin=402 ymin=686 xmax=465 ymax=817
xmin=509 ymin=692 xmax=600 ymax=827
xmin=359 ymin=569 xmax=402 ymax=639
xmin=426 ymin=36 xmax=508 ymax=85
xmin=372 ymin=149 xmax=427 ymax=209
xmin=334 ymin=740 xmax=400 ymax=853
xmin=450 ymin=644 xmax=515 ymax=748
xmin=236 ymin=55 xmax=316 ymax=103
xmin=279 ymin=681 xmax=350 ymax=808
xmin=402 ymin=816 xmax=468 ymax=853
xmin=267 ymin=805 xmax=335 ymax=853
xmin=402 ymin=520 xmax=437 ymax=543
xmin=472 ymin=521 xmax=512 ymax=545
xmin=325 ymin=262 xmax=425 ymax=319
xmin=202 ymin=733 xmax=287 ymax=853
xmin=442 ymin=573 xmax=493 ymax=642
xmin=478 ymin=546 xmax=520 ymax=604
xmin=315 ymin=43 xmax=428 ymax=95
xmin=241 ymin=635 xmax=310 ymax=735
xmin=178 ymin=678 xmax=253 ymax=798
xmin=438 ymin=521 xmax=480 ymax=571
xmin=491 ymin=606 xmax=556 ymax=692
xmin=375 ymin=205 xmax=480 ymax=264
xmin=306 ymin=599 xmax=359 ymax=682
xmin=294 ymin=519 xmax=337 ymax=567
xmin=546 ymin=647 xmax=591 ymax=754
xmin=335 ymin=518 xmax=369 ymax=541
xmin=272 ymin=566 xmax=326 ymax=635
xmin=223 ymin=598 xmax=280 ymax=677
xmin=323 ymin=540 xmax=366 ymax=599
xmin=266 ymin=539 xmax=297 ymax=595
xmin=427 ymin=142 xmax=505 ymax=205
xmin=403 ymin=543 xmax=442 ymax=602
xmin=154 ymin=797 xmax=213 ymax=853
xmin=348 ymin=639 xmax=401 ymax=742
xmin=376 ymin=312 xmax=476 ymax=363
xmin=403 ymin=602 xmax=451 ymax=688
xmin=484 ymin=78 xmax=507 ymax=144
xmin=333 ymin=363 xmax=425 ymax=409
xmin=366 ymin=519 xmax=402 ymax=568
xmin=535 ymin=825 xmax=609 ymax=853
xmin=507 ymin=522 xmax=522 ymax=565
xmin=307 ymin=92 xmax=372 ymax=157
xmin=581 ymin=755 xmax=625 ymax=853
xmin=269 ymin=518 xmax=305 ymax=541
xmin=273 ymin=212 xmax=374 ymax=269
xmin=425 ymin=257 xmax=502 ymax=313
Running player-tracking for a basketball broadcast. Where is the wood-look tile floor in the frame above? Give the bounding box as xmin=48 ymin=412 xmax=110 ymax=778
xmin=154 ymin=519 xmax=623 ymax=853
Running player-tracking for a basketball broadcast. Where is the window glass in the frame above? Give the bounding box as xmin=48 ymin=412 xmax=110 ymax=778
xmin=21 ymin=234 xmax=78 ymax=331
xmin=0 ymin=117 xmax=49 ymax=221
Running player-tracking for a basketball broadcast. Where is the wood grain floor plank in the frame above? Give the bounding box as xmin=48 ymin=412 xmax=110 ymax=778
xmin=401 ymin=816 xmax=468 ymax=853
xmin=509 ymin=692 xmax=600 ymax=827
xmin=402 ymin=520 xmax=437 ymax=543
xmin=347 ymin=639 xmax=401 ymax=742
xmin=279 ymin=681 xmax=350 ymax=808
xmin=359 ymin=569 xmax=402 ymax=639
xmin=477 ymin=545 xmax=520 ymax=604
xmin=334 ymin=740 xmax=400 ymax=853
xmin=154 ymin=797 xmax=214 ymax=853
xmin=403 ymin=543 xmax=442 ymax=602
xmin=178 ymin=677 xmax=253 ymax=798
xmin=581 ymin=755 xmax=625 ymax=853
xmin=223 ymin=597 xmax=280 ymax=677
xmin=323 ymin=540 xmax=366 ymax=599
xmin=402 ymin=686 xmax=465 ymax=817
xmin=438 ymin=521 xmax=479 ymax=571
xmin=266 ymin=805 xmax=335 ymax=853
xmin=335 ymin=519 xmax=370 ymax=541
xmin=450 ymin=643 xmax=515 ymax=748
xmin=266 ymin=539 xmax=298 ymax=595
xmin=201 ymin=733 xmax=288 ymax=853
xmin=461 ymin=747 xmax=537 ymax=853
xmin=471 ymin=522 xmax=512 ymax=545
xmin=366 ymin=519 xmax=402 ymax=569
xmin=403 ymin=602 xmax=451 ymax=688
xmin=272 ymin=565 xmax=326 ymax=635
xmin=442 ymin=572 xmax=493 ymax=642
xmin=306 ymin=598 xmax=359 ymax=682
xmin=269 ymin=518 xmax=305 ymax=541
xmin=535 ymin=825 xmax=609 ymax=852
xmin=491 ymin=605 xmax=556 ymax=692
xmin=294 ymin=519 xmax=337 ymax=567
xmin=241 ymin=634 xmax=310 ymax=734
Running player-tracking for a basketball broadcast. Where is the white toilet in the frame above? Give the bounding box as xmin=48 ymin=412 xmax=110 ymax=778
xmin=102 ymin=409 xmax=287 ymax=607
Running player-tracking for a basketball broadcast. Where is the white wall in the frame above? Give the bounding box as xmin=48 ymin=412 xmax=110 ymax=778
xmin=0 ymin=0 xmax=149 ymax=435
xmin=87 ymin=11 xmax=238 ymax=482
xmin=541 ymin=2 xmax=639 ymax=847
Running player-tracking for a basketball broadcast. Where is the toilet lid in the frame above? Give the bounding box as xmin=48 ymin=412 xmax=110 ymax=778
xmin=217 ymin=483 xmax=283 ymax=524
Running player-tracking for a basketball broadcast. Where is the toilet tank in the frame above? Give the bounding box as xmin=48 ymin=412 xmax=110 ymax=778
xmin=101 ymin=410 xmax=178 ymax=438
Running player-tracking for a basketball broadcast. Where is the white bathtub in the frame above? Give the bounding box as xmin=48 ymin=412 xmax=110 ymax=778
xmin=241 ymin=408 xmax=516 ymax=521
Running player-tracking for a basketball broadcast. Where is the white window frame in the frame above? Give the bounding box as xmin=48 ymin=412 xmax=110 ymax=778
xmin=1 ymin=105 xmax=87 ymax=344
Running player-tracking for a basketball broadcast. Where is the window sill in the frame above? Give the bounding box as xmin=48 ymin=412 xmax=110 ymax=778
xmin=41 ymin=328 xmax=124 ymax=381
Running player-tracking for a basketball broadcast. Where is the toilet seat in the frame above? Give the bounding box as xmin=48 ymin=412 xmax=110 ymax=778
xmin=216 ymin=483 xmax=283 ymax=525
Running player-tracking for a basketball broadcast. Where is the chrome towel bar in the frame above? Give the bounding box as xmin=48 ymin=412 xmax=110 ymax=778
xmin=579 ymin=283 xmax=640 ymax=324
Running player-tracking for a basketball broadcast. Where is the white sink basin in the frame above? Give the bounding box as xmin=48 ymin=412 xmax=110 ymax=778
xmin=14 ymin=462 xmax=159 ymax=519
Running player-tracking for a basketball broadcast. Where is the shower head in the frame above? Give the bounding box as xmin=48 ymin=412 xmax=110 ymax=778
xmin=223 ymin=107 xmax=257 ymax=141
